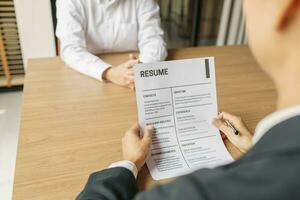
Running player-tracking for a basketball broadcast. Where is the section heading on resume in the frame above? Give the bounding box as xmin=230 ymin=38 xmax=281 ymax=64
xmin=140 ymin=68 xmax=168 ymax=77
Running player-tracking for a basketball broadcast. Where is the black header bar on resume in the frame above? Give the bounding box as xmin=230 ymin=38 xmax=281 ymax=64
xmin=205 ymin=59 xmax=210 ymax=79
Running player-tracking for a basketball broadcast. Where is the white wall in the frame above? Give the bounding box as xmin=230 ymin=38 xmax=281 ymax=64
xmin=14 ymin=0 xmax=56 ymax=69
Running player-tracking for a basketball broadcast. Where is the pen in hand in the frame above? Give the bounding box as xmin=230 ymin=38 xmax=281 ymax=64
xmin=224 ymin=119 xmax=239 ymax=135
xmin=216 ymin=112 xmax=239 ymax=136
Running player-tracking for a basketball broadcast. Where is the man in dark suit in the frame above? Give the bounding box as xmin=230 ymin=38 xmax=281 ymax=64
xmin=76 ymin=0 xmax=300 ymax=199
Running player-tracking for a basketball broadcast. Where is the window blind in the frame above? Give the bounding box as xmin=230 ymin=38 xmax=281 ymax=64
xmin=0 ymin=0 xmax=24 ymax=87
xmin=217 ymin=0 xmax=247 ymax=46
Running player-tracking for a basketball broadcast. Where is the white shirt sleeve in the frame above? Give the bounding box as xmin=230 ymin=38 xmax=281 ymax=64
xmin=137 ymin=0 xmax=168 ymax=63
xmin=56 ymin=0 xmax=111 ymax=81
xmin=108 ymin=160 xmax=138 ymax=179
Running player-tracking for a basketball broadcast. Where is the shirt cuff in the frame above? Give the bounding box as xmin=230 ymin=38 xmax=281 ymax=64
xmin=91 ymin=59 xmax=111 ymax=81
xmin=139 ymin=51 xmax=167 ymax=64
xmin=139 ymin=54 xmax=157 ymax=64
xmin=108 ymin=160 xmax=138 ymax=179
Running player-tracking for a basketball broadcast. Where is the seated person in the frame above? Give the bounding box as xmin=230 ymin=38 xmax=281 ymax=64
xmin=76 ymin=0 xmax=300 ymax=199
xmin=56 ymin=0 xmax=167 ymax=89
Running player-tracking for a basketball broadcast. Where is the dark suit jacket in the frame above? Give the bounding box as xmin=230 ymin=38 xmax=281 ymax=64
xmin=76 ymin=116 xmax=300 ymax=200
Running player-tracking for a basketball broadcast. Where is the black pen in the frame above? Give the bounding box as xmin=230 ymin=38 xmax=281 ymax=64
xmin=224 ymin=119 xmax=239 ymax=135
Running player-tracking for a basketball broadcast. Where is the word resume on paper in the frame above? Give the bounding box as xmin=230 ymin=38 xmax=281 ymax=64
xmin=134 ymin=58 xmax=233 ymax=180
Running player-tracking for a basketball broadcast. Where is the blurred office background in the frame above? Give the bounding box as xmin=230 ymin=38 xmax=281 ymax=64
xmin=160 ymin=0 xmax=223 ymax=48
xmin=0 ymin=0 xmax=246 ymax=88
xmin=158 ymin=0 xmax=246 ymax=48
xmin=0 ymin=0 xmax=245 ymax=199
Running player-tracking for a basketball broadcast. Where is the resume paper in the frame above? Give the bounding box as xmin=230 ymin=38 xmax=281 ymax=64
xmin=134 ymin=58 xmax=233 ymax=180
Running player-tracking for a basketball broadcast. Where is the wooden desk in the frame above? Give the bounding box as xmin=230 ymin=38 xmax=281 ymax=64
xmin=13 ymin=46 xmax=276 ymax=200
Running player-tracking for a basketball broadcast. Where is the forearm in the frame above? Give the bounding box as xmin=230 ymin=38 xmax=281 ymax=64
xmin=134 ymin=172 xmax=208 ymax=200
xmin=137 ymin=0 xmax=168 ymax=63
xmin=139 ymin=42 xmax=167 ymax=63
xmin=56 ymin=0 xmax=110 ymax=81
xmin=61 ymin=46 xmax=111 ymax=81
xmin=138 ymin=25 xmax=168 ymax=63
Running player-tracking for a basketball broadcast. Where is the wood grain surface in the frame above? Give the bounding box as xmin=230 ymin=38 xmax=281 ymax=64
xmin=13 ymin=46 xmax=276 ymax=200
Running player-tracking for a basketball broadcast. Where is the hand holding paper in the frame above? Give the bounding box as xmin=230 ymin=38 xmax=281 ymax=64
xmin=134 ymin=58 xmax=233 ymax=180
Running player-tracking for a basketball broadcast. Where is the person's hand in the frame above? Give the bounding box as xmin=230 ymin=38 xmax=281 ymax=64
xmin=122 ymin=123 xmax=154 ymax=170
xmin=103 ymin=58 xmax=139 ymax=90
xmin=212 ymin=112 xmax=253 ymax=153
xmin=129 ymin=53 xmax=139 ymax=60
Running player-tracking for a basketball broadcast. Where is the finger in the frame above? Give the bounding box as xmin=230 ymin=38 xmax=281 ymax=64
xmin=142 ymin=126 xmax=154 ymax=144
xmin=125 ymin=74 xmax=134 ymax=82
xmin=129 ymin=83 xmax=135 ymax=91
xmin=127 ymin=74 xmax=134 ymax=80
xmin=220 ymin=112 xmax=241 ymax=122
xmin=126 ymin=59 xmax=139 ymax=68
xmin=131 ymin=83 xmax=136 ymax=92
xmin=129 ymin=54 xmax=134 ymax=60
xmin=128 ymin=122 xmax=140 ymax=136
xmin=127 ymin=69 xmax=134 ymax=76
xmin=211 ymin=118 xmax=236 ymax=138
xmin=128 ymin=79 xmax=135 ymax=86
xmin=220 ymin=112 xmax=250 ymax=134
xmin=220 ymin=132 xmax=227 ymax=140
xmin=126 ymin=68 xmax=134 ymax=76
xmin=129 ymin=54 xmax=138 ymax=60
xmin=129 ymin=79 xmax=135 ymax=85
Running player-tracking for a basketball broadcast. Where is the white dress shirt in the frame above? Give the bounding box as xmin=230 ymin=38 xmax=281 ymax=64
xmin=110 ymin=105 xmax=300 ymax=178
xmin=109 ymin=160 xmax=138 ymax=179
xmin=56 ymin=0 xmax=167 ymax=81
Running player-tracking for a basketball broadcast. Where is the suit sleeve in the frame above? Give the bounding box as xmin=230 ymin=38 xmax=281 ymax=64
xmin=75 ymin=162 xmax=251 ymax=200
xmin=76 ymin=167 xmax=138 ymax=200
xmin=133 ymin=163 xmax=259 ymax=200
xmin=134 ymin=171 xmax=209 ymax=200
xmin=134 ymin=154 xmax=299 ymax=200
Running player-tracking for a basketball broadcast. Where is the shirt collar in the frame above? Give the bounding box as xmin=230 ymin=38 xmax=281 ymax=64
xmin=253 ymin=105 xmax=300 ymax=145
